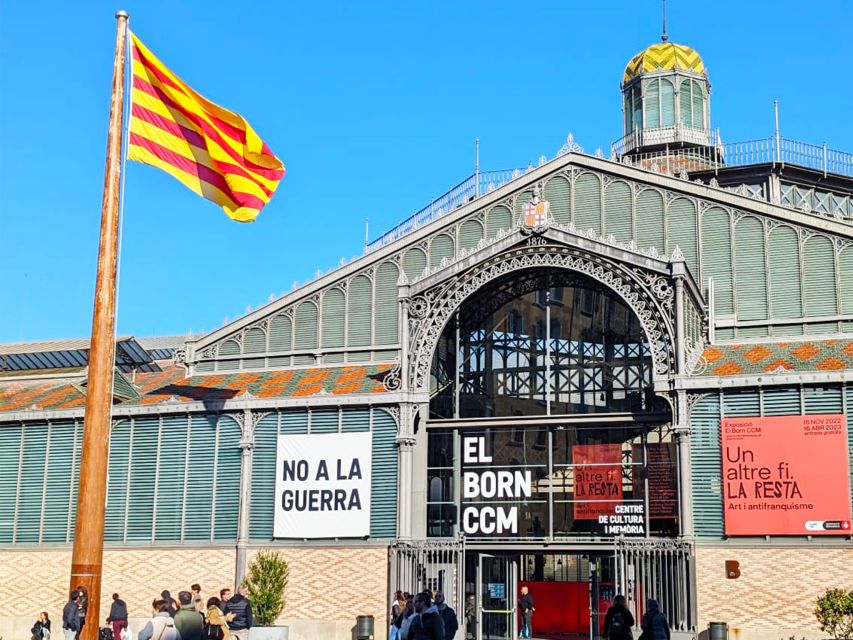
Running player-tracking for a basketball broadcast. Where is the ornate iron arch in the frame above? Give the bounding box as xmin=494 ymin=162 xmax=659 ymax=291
xmin=406 ymin=242 xmax=677 ymax=393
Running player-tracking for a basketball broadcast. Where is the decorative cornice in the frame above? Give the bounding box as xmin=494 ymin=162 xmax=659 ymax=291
xmin=406 ymin=243 xmax=679 ymax=393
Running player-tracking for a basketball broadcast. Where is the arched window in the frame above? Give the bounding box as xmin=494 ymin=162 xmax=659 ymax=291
xmin=680 ymin=79 xmax=706 ymax=128
xmin=429 ymin=268 xmax=653 ymax=419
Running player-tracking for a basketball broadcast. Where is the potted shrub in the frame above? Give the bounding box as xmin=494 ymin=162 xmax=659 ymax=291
xmin=245 ymin=551 xmax=290 ymax=640
xmin=815 ymin=589 xmax=853 ymax=640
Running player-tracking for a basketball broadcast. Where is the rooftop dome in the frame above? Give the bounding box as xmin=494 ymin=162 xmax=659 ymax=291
xmin=623 ymin=42 xmax=705 ymax=83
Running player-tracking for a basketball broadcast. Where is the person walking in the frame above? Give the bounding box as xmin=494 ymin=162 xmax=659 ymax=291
xmin=175 ymin=591 xmax=204 ymax=640
xmin=518 ymin=586 xmax=535 ymax=640
xmin=390 ymin=590 xmax=406 ymax=640
xmin=191 ymin=586 xmax=205 ymax=614
xmin=604 ymin=595 xmax=635 ymax=640
xmin=396 ymin=595 xmax=415 ymax=640
xmin=224 ymin=586 xmax=252 ymax=640
xmin=63 ymin=591 xmax=83 ymax=640
xmin=433 ymin=592 xmax=457 ymax=640
xmin=408 ymin=592 xmax=444 ymax=640
xmin=204 ymin=598 xmax=230 ymax=640
xmin=31 ymin=611 xmax=51 ymax=640
xmin=138 ymin=600 xmax=181 ymax=640
xmin=640 ymin=600 xmax=670 ymax=640
xmin=107 ymin=593 xmax=129 ymax=640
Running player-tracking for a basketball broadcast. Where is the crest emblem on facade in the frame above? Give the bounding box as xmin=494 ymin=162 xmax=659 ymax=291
xmin=519 ymin=188 xmax=552 ymax=234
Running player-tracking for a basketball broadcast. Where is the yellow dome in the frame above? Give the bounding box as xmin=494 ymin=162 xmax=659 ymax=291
xmin=623 ymin=42 xmax=705 ymax=83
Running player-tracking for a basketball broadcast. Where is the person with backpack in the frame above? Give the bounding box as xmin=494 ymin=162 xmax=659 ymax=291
xmin=604 ymin=595 xmax=635 ymax=640
xmin=204 ymin=597 xmax=230 ymax=640
xmin=640 ymin=599 xmax=670 ymax=640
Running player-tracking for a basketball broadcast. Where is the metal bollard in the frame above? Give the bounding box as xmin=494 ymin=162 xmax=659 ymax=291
xmin=356 ymin=615 xmax=375 ymax=640
xmin=709 ymin=621 xmax=728 ymax=640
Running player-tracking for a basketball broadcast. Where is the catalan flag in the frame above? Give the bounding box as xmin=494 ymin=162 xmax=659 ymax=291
xmin=127 ymin=33 xmax=284 ymax=222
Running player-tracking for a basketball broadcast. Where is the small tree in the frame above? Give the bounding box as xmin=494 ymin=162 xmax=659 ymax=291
xmin=243 ymin=551 xmax=289 ymax=626
xmin=815 ymin=589 xmax=853 ymax=640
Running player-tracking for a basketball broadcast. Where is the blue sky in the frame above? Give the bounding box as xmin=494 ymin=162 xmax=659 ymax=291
xmin=1 ymin=1 xmax=851 ymax=342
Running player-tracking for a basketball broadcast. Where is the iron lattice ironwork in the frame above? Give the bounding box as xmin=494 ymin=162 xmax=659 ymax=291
xmin=614 ymin=537 xmax=697 ymax=633
xmin=389 ymin=538 xmax=466 ymax=613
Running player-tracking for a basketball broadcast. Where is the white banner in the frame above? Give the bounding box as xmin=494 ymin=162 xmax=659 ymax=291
xmin=273 ymin=432 xmax=372 ymax=538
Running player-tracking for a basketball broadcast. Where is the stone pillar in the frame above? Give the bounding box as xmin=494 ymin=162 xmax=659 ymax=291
xmin=410 ymin=411 xmax=430 ymax=540
xmin=396 ymin=435 xmax=416 ymax=540
xmin=675 ymin=392 xmax=695 ymax=537
xmin=235 ymin=408 xmax=255 ymax=588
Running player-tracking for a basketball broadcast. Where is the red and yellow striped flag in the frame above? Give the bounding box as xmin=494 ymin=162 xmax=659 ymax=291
xmin=128 ymin=33 xmax=284 ymax=222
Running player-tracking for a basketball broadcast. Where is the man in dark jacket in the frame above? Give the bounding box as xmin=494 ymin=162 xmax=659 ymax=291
xmin=107 ymin=593 xmax=129 ymax=640
xmin=225 ymin=586 xmax=253 ymax=640
xmin=174 ymin=591 xmax=204 ymax=640
xmin=62 ymin=591 xmax=82 ymax=640
xmin=433 ymin=592 xmax=458 ymax=640
xmin=409 ymin=592 xmax=445 ymax=640
xmin=518 ymin=586 xmax=535 ymax=640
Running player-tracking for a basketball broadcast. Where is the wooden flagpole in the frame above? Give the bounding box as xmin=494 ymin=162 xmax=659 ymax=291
xmin=69 ymin=11 xmax=128 ymax=640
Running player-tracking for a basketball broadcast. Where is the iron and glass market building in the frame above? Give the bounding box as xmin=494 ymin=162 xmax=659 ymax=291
xmin=2 ymin=37 xmax=852 ymax=640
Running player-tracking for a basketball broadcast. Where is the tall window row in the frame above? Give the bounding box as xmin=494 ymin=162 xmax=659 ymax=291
xmin=427 ymin=425 xmax=679 ymax=539
xmin=624 ymin=77 xmax=707 ymax=133
xmin=0 ymin=415 xmax=242 ymax=545
xmin=0 ymin=407 xmax=401 ymax=546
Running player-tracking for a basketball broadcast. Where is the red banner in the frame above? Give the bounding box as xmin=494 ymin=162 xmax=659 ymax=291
xmin=573 ymin=444 xmax=623 ymax=520
xmin=722 ymin=414 xmax=852 ymax=535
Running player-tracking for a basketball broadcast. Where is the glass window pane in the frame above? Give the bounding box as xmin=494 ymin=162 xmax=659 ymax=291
xmin=430 ymin=269 xmax=653 ymax=419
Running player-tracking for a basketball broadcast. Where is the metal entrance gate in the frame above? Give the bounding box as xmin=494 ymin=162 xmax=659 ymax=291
xmin=389 ymin=538 xmax=465 ymax=613
xmin=614 ymin=538 xmax=696 ymax=633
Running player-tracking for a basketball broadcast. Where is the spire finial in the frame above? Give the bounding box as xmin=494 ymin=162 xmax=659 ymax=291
xmin=661 ymin=0 xmax=668 ymax=41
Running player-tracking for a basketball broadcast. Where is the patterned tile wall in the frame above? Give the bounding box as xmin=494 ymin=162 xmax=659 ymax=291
xmin=246 ymin=547 xmax=388 ymax=626
xmin=0 ymin=546 xmax=387 ymax=629
xmin=696 ymin=546 xmax=853 ymax=634
xmin=0 ymin=548 xmax=235 ymax=619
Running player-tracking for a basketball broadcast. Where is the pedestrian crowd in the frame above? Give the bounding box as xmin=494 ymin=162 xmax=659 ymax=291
xmin=389 ymin=589 xmax=457 ymax=640
xmin=54 ymin=584 xmax=253 ymax=640
xmin=44 ymin=581 xmax=671 ymax=640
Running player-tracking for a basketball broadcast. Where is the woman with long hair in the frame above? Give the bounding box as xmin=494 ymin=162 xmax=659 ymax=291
xmin=204 ymin=596 xmax=230 ymax=640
